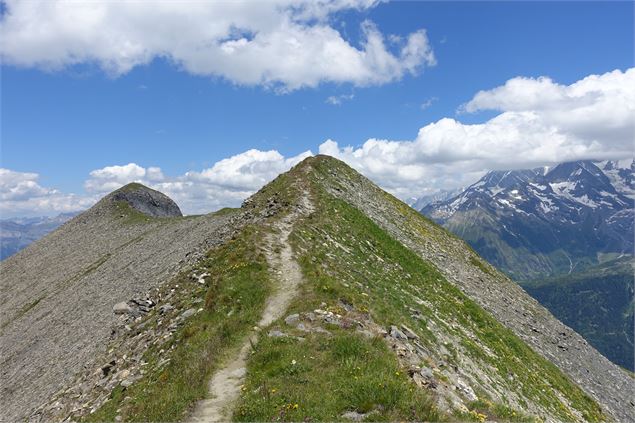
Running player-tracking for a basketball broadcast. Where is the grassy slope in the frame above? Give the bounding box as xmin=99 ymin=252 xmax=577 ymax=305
xmin=233 ymin=161 xmax=604 ymax=422
xmin=85 ymin=226 xmax=271 ymax=422
xmin=521 ymin=257 xmax=635 ymax=371
xmin=85 ymin=158 xmax=606 ymax=422
xmin=234 ymin=168 xmax=441 ymax=422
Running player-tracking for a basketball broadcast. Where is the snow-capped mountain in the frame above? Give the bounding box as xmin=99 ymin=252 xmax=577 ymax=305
xmin=407 ymin=187 xmax=464 ymax=210
xmin=421 ymin=159 xmax=635 ymax=280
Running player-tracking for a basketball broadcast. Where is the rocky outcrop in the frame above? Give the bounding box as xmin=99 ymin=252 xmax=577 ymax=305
xmin=105 ymin=183 xmax=182 ymax=217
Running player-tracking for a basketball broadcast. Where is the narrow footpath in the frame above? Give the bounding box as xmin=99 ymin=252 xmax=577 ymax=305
xmin=188 ymin=191 xmax=313 ymax=422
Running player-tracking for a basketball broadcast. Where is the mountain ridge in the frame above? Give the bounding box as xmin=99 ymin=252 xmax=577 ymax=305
xmin=421 ymin=159 xmax=634 ymax=280
xmin=2 ymin=156 xmax=633 ymax=422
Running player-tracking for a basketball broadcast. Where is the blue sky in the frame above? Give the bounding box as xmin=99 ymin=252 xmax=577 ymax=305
xmin=1 ymin=1 xmax=633 ymax=216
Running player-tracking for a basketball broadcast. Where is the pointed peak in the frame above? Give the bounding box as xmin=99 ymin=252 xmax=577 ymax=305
xmin=545 ymin=160 xmax=603 ymax=181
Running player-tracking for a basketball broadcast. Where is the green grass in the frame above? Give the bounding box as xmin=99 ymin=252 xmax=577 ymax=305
xmin=270 ymin=163 xmax=606 ymax=422
xmin=456 ymin=399 xmax=537 ymax=422
xmin=80 ymin=253 xmax=111 ymax=277
xmin=235 ymin=330 xmax=438 ymax=422
xmin=110 ymin=201 xmax=158 ymax=225
xmin=210 ymin=207 xmax=240 ymax=217
xmin=1 ymin=296 xmax=45 ymax=331
xmin=84 ymin=226 xmax=272 ymax=422
xmin=84 ymin=156 xmax=607 ymax=422
xmin=231 ymin=161 xmax=440 ymax=422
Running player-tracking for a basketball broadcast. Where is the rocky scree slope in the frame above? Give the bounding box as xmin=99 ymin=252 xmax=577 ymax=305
xmin=421 ymin=160 xmax=634 ymax=280
xmin=0 ymin=184 xmax=256 ymax=422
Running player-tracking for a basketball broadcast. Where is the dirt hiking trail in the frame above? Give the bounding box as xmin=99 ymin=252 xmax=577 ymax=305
xmin=188 ymin=191 xmax=313 ymax=422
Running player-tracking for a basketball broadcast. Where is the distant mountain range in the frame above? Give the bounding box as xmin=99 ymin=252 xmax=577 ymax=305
xmin=0 ymin=212 xmax=79 ymax=259
xmin=407 ymin=188 xmax=464 ymax=210
xmin=421 ymin=159 xmax=634 ymax=281
xmin=418 ymin=159 xmax=635 ymax=371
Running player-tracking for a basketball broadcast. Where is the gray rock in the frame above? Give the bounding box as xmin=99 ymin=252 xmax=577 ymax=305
xmin=420 ymin=367 xmax=434 ymax=378
xmin=121 ymin=379 xmax=133 ymax=388
xmin=296 ymin=322 xmax=308 ymax=331
xmin=180 ymin=308 xmax=197 ymax=320
xmin=112 ymin=302 xmax=132 ymax=315
xmin=389 ymin=325 xmax=408 ymax=340
xmin=400 ymin=324 xmax=419 ymax=340
xmin=107 ymin=184 xmax=182 ymax=218
xmin=158 ymin=304 xmax=174 ymax=314
xmin=284 ymin=313 xmax=300 ymax=326
xmin=456 ymin=378 xmax=478 ymax=402
xmin=268 ymin=330 xmax=287 ymax=338
xmin=341 ymin=411 xmax=367 ymax=421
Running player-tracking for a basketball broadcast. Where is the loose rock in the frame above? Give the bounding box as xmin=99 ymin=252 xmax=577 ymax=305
xmin=113 ymin=302 xmax=132 ymax=315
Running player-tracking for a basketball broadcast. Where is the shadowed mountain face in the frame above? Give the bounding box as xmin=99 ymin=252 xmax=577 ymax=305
xmin=521 ymin=257 xmax=635 ymax=371
xmin=421 ymin=160 xmax=634 ymax=281
xmin=2 ymin=158 xmax=634 ymax=423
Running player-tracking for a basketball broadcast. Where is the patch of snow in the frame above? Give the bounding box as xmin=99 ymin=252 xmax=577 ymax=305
xmin=489 ymin=186 xmax=504 ymax=196
xmin=549 ymin=181 xmax=577 ymax=195
xmin=575 ymin=195 xmax=599 ymax=208
xmin=530 ymin=183 xmax=548 ymax=191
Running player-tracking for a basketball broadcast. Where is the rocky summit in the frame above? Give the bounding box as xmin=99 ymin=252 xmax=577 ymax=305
xmin=104 ymin=182 xmax=183 ymax=218
xmin=1 ymin=156 xmax=634 ymax=423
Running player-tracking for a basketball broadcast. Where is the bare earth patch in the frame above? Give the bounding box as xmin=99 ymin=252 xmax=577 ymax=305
xmin=188 ymin=192 xmax=313 ymax=422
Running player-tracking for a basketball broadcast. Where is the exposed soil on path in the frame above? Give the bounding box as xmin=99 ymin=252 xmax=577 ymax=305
xmin=188 ymin=192 xmax=313 ymax=422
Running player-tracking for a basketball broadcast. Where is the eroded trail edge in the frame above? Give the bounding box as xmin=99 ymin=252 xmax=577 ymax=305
xmin=188 ymin=192 xmax=313 ymax=423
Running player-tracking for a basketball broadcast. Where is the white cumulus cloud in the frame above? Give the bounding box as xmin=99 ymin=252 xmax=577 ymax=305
xmin=462 ymin=68 xmax=635 ymax=147
xmin=3 ymin=68 xmax=632 ymax=217
xmin=82 ymin=149 xmax=313 ymax=214
xmin=326 ymin=93 xmax=355 ymax=105
xmin=0 ymin=0 xmax=435 ymax=91
xmin=0 ymin=169 xmax=95 ymax=217
xmin=320 ymin=68 xmax=635 ymax=199
xmin=84 ymin=163 xmax=164 ymax=194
